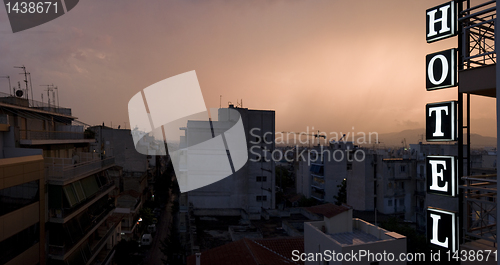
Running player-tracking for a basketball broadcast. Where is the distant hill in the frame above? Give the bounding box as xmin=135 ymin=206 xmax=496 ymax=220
xmin=373 ymin=128 xmax=496 ymax=148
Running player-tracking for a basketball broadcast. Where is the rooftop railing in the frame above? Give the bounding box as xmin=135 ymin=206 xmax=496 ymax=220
xmin=46 ymin=156 xmax=115 ymax=182
xmin=20 ymin=129 xmax=94 ymax=141
xmin=0 ymin=92 xmax=72 ymax=116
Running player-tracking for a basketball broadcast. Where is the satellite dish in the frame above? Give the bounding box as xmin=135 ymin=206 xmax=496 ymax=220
xmin=15 ymin=90 xmax=23 ymax=97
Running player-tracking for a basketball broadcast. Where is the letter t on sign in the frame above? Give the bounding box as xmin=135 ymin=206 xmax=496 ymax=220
xmin=426 ymin=101 xmax=457 ymax=141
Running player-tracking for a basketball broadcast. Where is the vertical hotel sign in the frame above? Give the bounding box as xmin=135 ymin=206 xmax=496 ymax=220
xmin=425 ymin=1 xmax=459 ymax=252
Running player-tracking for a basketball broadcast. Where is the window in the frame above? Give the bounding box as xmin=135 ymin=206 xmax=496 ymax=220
xmin=0 ymin=222 xmax=40 ymax=265
xmin=256 ymin=195 xmax=267 ymax=202
xmin=399 ymin=198 xmax=404 ymax=207
xmin=388 ymin=199 xmax=392 ymax=207
xmin=400 ymin=165 xmax=406 ymax=172
xmin=256 ymin=176 xmax=267 ymax=182
xmin=0 ymin=180 xmax=39 ymax=216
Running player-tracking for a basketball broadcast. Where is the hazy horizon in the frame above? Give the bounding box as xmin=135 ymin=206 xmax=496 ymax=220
xmin=0 ymin=0 xmax=497 ymax=138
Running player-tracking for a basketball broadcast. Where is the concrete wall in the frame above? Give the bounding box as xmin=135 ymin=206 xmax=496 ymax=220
xmin=305 ymin=219 xmax=407 ymax=265
xmin=325 ymin=209 xmax=352 ymax=234
xmin=188 ymin=108 xmax=276 ymax=213
xmin=304 ymin=221 xmax=342 ymax=265
xmin=91 ymin=127 xmax=148 ymax=173
xmin=0 ymin=154 xmax=44 ymax=265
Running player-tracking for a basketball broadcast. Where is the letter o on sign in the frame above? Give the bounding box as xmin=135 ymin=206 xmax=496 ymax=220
xmin=428 ymin=55 xmax=448 ymax=85
xmin=426 ymin=48 xmax=456 ymax=90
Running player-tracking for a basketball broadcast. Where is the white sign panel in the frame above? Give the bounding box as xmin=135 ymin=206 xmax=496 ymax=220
xmin=426 ymin=1 xmax=457 ymax=43
xmin=427 ymin=208 xmax=458 ymax=252
xmin=426 ymin=49 xmax=457 ymax=90
xmin=426 ymin=101 xmax=457 ymax=141
xmin=426 ymin=156 xmax=457 ymax=197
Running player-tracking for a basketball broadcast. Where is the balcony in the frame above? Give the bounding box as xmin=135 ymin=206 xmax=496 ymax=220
xmin=311 ymin=190 xmax=325 ymax=201
xmin=49 ymin=202 xmax=115 ymax=260
xmin=49 ymin=181 xmax=115 ymax=223
xmin=19 ymin=128 xmax=95 ymax=145
xmin=45 ymin=155 xmax=115 ymax=184
xmin=311 ymin=179 xmax=325 ymax=190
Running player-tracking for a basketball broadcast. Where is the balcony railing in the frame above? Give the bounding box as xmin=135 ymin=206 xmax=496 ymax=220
xmin=50 ymin=181 xmax=115 ymax=220
xmin=46 ymin=156 xmax=115 ymax=182
xmin=49 ymin=204 xmax=115 ymax=258
xmin=311 ymin=190 xmax=325 ymax=200
xmin=20 ymin=129 xmax=94 ymax=141
xmin=311 ymin=180 xmax=325 ymax=190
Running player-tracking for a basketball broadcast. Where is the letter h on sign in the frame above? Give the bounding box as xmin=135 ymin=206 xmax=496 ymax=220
xmin=426 ymin=101 xmax=457 ymax=141
xmin=426 ymin=156 xmax=457 ymax=197
xmin=426 ymin=1 xmax=457 ymax=43
xmin=427 ymin=208 xmax=458 ymax=252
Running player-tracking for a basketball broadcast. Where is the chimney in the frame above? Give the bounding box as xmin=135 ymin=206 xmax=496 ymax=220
xmin=196 ymin=253 xmax=201 ymax=265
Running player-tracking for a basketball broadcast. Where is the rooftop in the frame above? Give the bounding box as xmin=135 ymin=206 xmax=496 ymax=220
xmin=329 ymin=229 xmax=380 ymax=246
xmin=304 ymin=203 xmax=351 ymax=219
xmin=186 ymin=237 xmax=304 ymax=265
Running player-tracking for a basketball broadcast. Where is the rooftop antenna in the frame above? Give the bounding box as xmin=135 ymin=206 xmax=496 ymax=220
xmin=14 ymin=66 xmax=29 ymax=100
xmin=53 ymin=86 xmax=59 ymax=108
xmin=15 ymin=82 xmax=23 ymax=98
xmin=220 ymin=95 xmax=222 ymax=108
xmin=28 ymin=72 xmax=34 ymax=106
xmin=0 ymin=76 xmax=11 ymax=95
xmin=40 ymin=84 xmax=55 ymax=108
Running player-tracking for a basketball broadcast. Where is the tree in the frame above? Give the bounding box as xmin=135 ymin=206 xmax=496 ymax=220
xmin=298 ymin=196 xmax=318 ymax=207
xmin=138 ymin=207 xmax=154 ymax=227
xmin=333 ymin=179 xmax=347 ymax=205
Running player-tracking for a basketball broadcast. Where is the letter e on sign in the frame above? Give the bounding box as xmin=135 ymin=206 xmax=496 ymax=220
xmin=426 ymin=156 xmax=457 ymax=197
xmin=426 ymin=1 xmax=457 ymax=43
xmin=426 ymin=49 xmax=457 ymax=90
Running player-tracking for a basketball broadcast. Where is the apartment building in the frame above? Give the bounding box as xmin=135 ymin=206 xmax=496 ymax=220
xmin=0 ymin=117 xmax=45 ymax=265
xmin=0 ymin=95 xmax=120 ymax=265
xmin=295 ymin=142 xmax=354 ymax=204
xmin=182 ymin=106 xmax=276 ymax=217
xmin=89 ymin=126 xmax=157 ymax=241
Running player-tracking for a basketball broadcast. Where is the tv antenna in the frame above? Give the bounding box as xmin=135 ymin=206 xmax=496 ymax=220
xmin=40 ymin=84 xmax=56 ymax=108
xmin=14 ymin=66 xmax=29 ymax=100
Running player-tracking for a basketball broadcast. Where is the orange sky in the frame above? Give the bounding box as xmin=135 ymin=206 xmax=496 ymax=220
xmin=0 ymin=0 xmax=496 ymax=141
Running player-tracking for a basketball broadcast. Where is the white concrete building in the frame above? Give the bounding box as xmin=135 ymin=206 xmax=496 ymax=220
xmin=304 ymin=203 xmax=407 ymax=265
xmin=184 ymin=106 xmax=276 ymax=217
xmin=295 ymin=142 xmax=354 ymax=204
